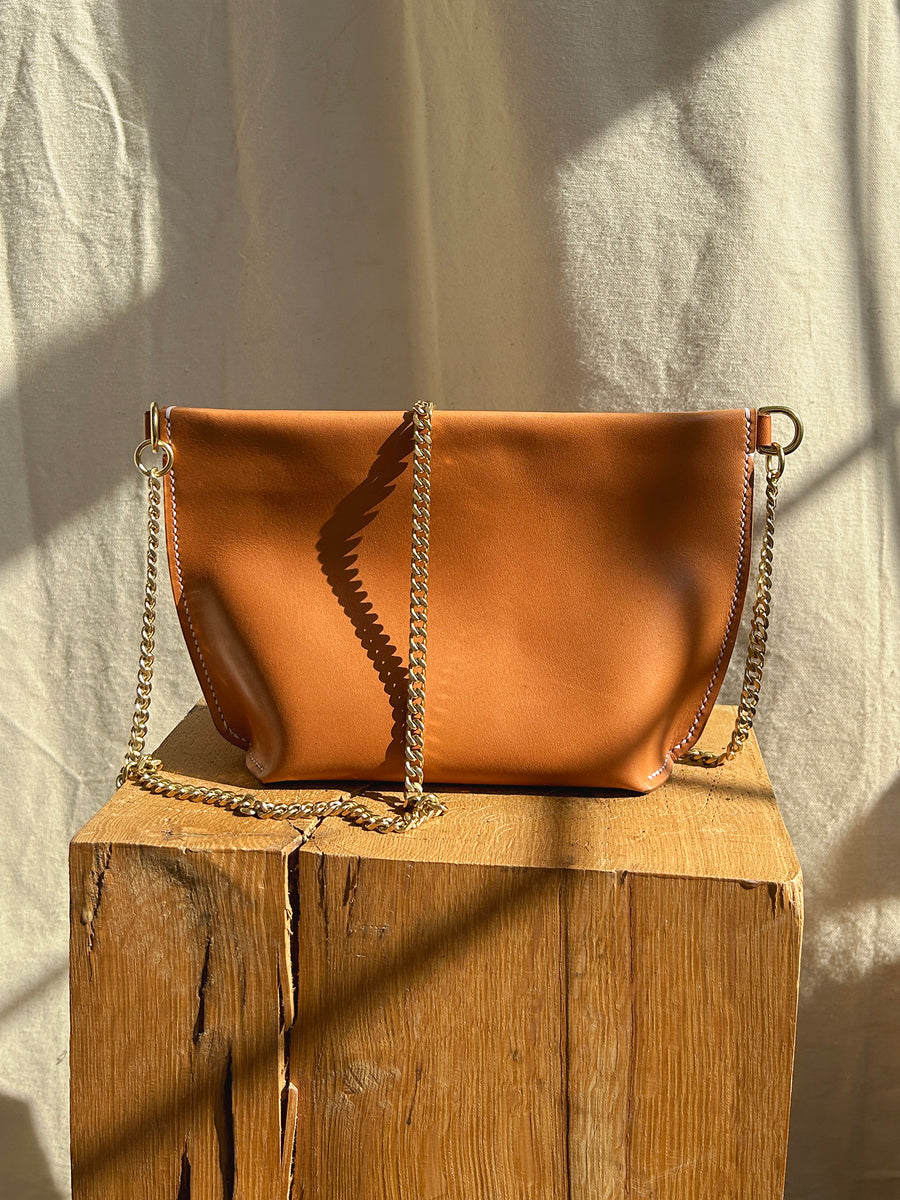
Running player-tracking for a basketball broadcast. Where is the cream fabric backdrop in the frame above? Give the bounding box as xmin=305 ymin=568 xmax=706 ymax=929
xmin=1 ymin=2 xmax=897 ymax=1197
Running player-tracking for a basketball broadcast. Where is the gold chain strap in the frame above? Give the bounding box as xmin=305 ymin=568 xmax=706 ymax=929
xmin=119 ymin=404 xmax=802 ymax=826
xmin=117 ymin=402 xmax=446 ymax=833
xmin=403 ymin=401 xmax=434 ymax=805
xmin=676 ymin=450 xmax=781 ymax=767
xmin=115 ymin=468 xmax=164 ymax=791
xmin=677 ymin=406 xmax=802 ymax=765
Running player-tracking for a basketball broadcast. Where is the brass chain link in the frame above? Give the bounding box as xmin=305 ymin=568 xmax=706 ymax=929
xmin=676 ymin=451 xmax=782 ymax=768
xmin=119 ymin=404 xmax=800 ymax=825
xmin=115 ymin=470 xmax=163 ymax=791
xmin=402 ymin=401 xmax=434 ymax=806
xmin=116 ymin=401 xmax=446 ymax=834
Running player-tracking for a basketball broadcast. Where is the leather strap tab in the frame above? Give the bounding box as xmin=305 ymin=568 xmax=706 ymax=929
xmin=756 ymin=410 xmax=772 ymax=450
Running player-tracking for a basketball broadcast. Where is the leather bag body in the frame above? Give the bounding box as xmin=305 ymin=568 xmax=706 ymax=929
xmin=159 ymin=406 xmax=766 ymax=792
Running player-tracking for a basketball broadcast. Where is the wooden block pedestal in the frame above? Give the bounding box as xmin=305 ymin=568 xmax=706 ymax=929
xmin=70 ymin=704 xmax=802 ymax=1199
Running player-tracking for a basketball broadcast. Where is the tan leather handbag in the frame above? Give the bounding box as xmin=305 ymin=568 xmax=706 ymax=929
xmin=118 ymin=402 xmax=802 ymax=832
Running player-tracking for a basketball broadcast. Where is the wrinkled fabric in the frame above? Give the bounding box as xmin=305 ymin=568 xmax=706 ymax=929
xmin=0 ymin=2 xmax=897 ymax=1197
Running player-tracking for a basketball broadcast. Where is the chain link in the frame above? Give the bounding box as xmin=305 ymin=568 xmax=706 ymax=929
xmin=403 ymin=401 xmax=433 ymax=805
xmin=116 ymin=402 xmax=447 ymax=834
xmin=676 ymin=453 xmax=781 ymax=768
xmin=116 ymin=470 xmax=163 ymax=790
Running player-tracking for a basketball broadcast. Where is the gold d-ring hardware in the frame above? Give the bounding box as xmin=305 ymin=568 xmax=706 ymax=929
xmin=149 ymin=400 xmax=161 ymax=452
xmin=758 ymin=406 xmax=804 ymax=456
xmin=134 ymin=405 xmax=172 ymax=476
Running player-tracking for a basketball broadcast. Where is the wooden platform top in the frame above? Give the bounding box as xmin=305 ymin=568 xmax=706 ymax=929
xmin=78 ymin=704 xmax=800 ymax=884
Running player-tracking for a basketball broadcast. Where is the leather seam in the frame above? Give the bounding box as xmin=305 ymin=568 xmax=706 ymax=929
xmin=247 ymin=749 xmax=267 ymax=776
xmin=648 ymin=407 xmax=753 ymax=781
xmin=164 ymin=409 xmax=250 ymax=749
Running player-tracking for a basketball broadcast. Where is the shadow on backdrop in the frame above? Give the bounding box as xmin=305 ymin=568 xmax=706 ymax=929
xmin=783 ymin=0 xmax=900 ymax=1191
xmin=2 ymin=0 xmax=782 ymax=567
xmin=0 ymin=1094 xmax=65 ymax=1200
xmin=788 ymin=776 xmax=900 ymax=1198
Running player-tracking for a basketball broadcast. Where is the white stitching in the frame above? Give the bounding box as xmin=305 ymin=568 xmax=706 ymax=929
xmin=647 ymin=408 xmax=753 ymax=782
xmin=165 ymin=409 xmax=250 ymax=748
xmin=247 ymin=749 xmax=267 ymax=775
xmin=647 ymin=756 xmax=671 ymax=781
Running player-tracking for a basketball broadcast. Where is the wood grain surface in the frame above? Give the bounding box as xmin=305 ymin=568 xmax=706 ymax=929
xmin=70 ymin=704 xmax=802 ymax=1199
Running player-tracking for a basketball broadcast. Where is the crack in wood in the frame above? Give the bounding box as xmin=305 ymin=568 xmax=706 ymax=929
xmin=404 ymin=1063 xmax=423 ymax=1127
xmin=276 ymin=954 xmax=286 ymax=1035
xmin=278 ymin=851 xmax=300 ymax=1034
xmin=276 ymin=947 xmax=296 ymax=1198
xmin=81 ymin=843 xmax=112 ymax=979
xmin=176 ymin=1146 xmax=191 ymax=1199
xmin=288 ymin=812 xmax=329 ymax=845
xmin=622 ymin=870 xmax=636 ymax=1200
xmin=193 ymin=934 xmax=213 ymax=1045
xmin=279 ymin=848 xmax=303 ymax=1199
xmin=343 ymin=857 xmax=361 ymax=933
xmin=280 ymin=1081 xmax=299 ymax=1200
xmin=214 ymin=1047 xmax=236 ymax=1200
xmin=783 ymin=876 xmax=804 ymax=926
xmin=770 ymin=877 xmax=804 ymax=921
xmin=287 ymin=850 xmax=301 ymax=1026
xmin=281 ymin=852 xmax=300 ymax=1053
xmin=316 ymin=849 xmax=329 ymax=938
xmin=558 ymin=877 xmax=572 ymax=1200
